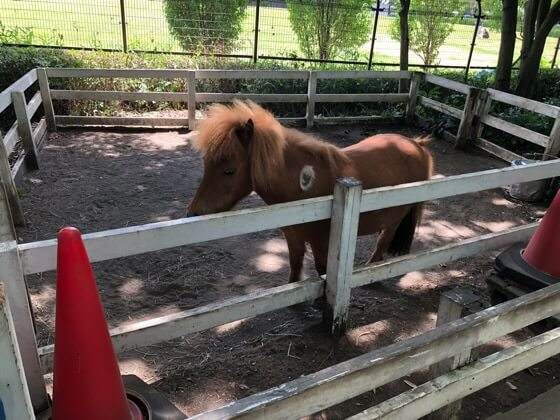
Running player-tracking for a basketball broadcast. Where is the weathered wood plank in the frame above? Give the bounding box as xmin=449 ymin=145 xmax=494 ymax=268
xmin=19 ymin=195 xmax=333 ymax=275
xmin=3 ymin=122 xmax=19 ymax=157
xmin=424 ymin=74 xmax=470 ymax=94
xmin=418 ymin=96 xmax=463 ymax=119
xmin=38 ymin=278 xmax=324 ymax=372
xmin=46 ymin=67 xmax=192 ymax=79
xmin=32 ymin=118 xmax=48 ymax=148
xmin=37 ymin=68 xmax=56 ymax=130
xmin=12 ymin=91 xmax=39 ymax=170
xmin=25 ymin=91 xmax=42 ymax=118
xmin=186 ymin=71 xmax=196 ymax=130
xmin=0 ymin=70 xmax=37 ymax=114
xmin=51 ymin=89 xmax=190 ymax=102
xmin=406 ymin=72 xmax=423 ymax=123
xmin=0 ymin=138 xmax=24 ymax=226
xmin=351 ymin=327 xmax=560 ymax=420
xmin=0 ymin=284 xmax=35 ymax=420
xmin=55 ymin=115 xmax=189 ymax=127
xmin=195 ymin=93 xmax=308 ymax=103
xmin=324 ymin=178 xmax=362 ymax=336
xmin=482 ymin=114 xmax=550 ymax=147
xmin=360 ymin=159 xmax=560 ymax=213
xmin=351 ymin=224 xmax=536 ymax=288
xmin=189 ymin=283 xmax=560 ymax=420
xmin=545 ymin=116 xmax=560 ymax=157
xmin=314 ymin=93 xmax=409 ymax=103
xmin=195 ymin=70 xmax=310 ymax=80
xmin=315 ymin=70 xmax=410 ymax=80
xmin=455 ymin=87 xmax=481 ymax=148
xmin=306 ymin=71 xmax=317 ymax=128
xmin=475 ymin=138 xmax=523 ymax=162
xmin=487 ymin=88 xmax=560 ymax=119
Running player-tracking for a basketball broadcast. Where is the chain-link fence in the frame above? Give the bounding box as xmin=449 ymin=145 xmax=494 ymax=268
xmin=1 ymin=0 xmax=559 ymax=71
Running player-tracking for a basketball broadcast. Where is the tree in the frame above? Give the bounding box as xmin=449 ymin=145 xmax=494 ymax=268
xmin=390 ymin=0 xmax=462 ymax=67
xmin=398 ymin=0 xmax=411 ymax=92
xmin=163 ymin=0 xmax=248 ymax=54
xmin=495 ymin=0 xmax=518 ymax=91
xmin=516 ymin=0 xmax=560 ymax=96
xmin=286 ymin=0 xmax=372 ymax=61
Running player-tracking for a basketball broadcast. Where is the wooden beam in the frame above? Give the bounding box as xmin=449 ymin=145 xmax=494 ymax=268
xmin=406 ymin=72 xmax=423 ymax=124
xmin=195 ymin=93 xmax=308 ymax=103
xmin=474 ymin=138 xmax=523 ymax=163
xmin=418 ymin=96 xmax=463 ymax=119
xmin=0 ymin=284 xmax=35 ymax=420
xmin=2 ymin=122 xmax=19 ymax=158
xmin=51 ymin=89 xmax=190 ymax=102
xmin=195 ymin=70 xmax=310 ymax=80
xmin=306 ymin=71 xmax=317 ymax=128
xmin=55 ymin=115 xmax=189 ymax=127
xmin=25 ymin=91 xmax=42 ymax=118
xmin=324 ymin=178 xmax=362 ymax=336
xmin=315 ymin=70 xmax=410 ymax=80
xmin=351 ymin=224 xmax=536 ymax=288
xmin=39 ymin=278 xmax=324 ymax=372
xmin=545 ymin=115 xmax=560 ymax=157
xmin=351 ymin=327 xmax=560 ymax=420
xmin=455 ymin=87 xmax=481 ymax=149
xmin=313 ymin=93 xmax=409 ymax=103
xmin=481 ymin=114 xmax=550 ymax=148
xmin=0 ymin=70 xmax=37 ymax=114
xmin=0 ymin=136 xmax=24 ymax=227
xmin=37 ymin=68 xmax=56 ymax=130
xmin=189 ymin=283 xmax=560 ymax=420
xmin=487 ymin=88 xmax=560 ymax=119
xmin=186 ymin=71 xmax=196 ymax=130
xmin=424 ymin=74 xmax=470 ymax=94
xmin=11 ymin=91 xmax=39 ymax=170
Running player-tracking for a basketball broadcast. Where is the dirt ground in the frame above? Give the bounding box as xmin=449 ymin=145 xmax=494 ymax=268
xmin=16 ymin=123 xmax=559 ymax=419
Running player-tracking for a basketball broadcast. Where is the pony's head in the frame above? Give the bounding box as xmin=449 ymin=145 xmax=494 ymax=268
xmin=187 ymin=101 xmax=285 ymax=216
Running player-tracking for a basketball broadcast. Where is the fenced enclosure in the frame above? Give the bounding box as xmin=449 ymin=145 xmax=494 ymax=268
xmin=2 ymin=0 xmax=560 ymax=72
xmin=1 ymin=67 xmax=560 ymax=418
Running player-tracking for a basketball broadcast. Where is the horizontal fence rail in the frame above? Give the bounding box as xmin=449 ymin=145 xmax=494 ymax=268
xmin=190 ymin=282 xmax=560 ymax=419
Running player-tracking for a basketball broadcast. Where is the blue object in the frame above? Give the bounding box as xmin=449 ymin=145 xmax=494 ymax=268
xmin=0 ymin=399 xmax=6 ymax=420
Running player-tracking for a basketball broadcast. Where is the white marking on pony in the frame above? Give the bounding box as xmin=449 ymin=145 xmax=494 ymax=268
xmin=299 ymin=165 xmax=316 ymax=191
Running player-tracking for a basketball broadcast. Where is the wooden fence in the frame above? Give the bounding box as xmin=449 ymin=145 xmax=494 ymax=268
xmin=1 ymin=68 xmax=560 ymax=418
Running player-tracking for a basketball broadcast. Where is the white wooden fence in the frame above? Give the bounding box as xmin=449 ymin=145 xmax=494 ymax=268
xmin=1 ymin=68 xmax=560 ymax=418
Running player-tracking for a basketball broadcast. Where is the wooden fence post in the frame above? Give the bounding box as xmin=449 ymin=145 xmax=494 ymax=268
xmin=0 ymin=185 xmax=49 ymax=413
xmin=11 ymin=91 xmax=39 ymax=170
xmin=187 ymin=71 xmax=196 ymax=130
xmin=0 ymin=136 xmax=25 ymax=226
xmin=306 ymin=71 xmax=317 ymax=128
xmin=428 ymin=287 xmax=481 ymax=420
xmin=37 ymin=68 xmax=56 ymax=131
xmin=455 ymin=87 xmax=481 ymax=149
xmin=544 ymin=114 xmax=560 ymax=157
xmin=472 ymin=90 xmax=491 ymax=140
xmin=0 ymin=283 xmax=35 ymax=420
xmin=406 ymin=72 xmax=423 ymax=124
xmin=323 ymin=177 xmax=362 ymax=337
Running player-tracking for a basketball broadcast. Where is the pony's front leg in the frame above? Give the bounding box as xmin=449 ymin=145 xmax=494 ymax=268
xmin=282 ymin=228 xmax=306 ymax=283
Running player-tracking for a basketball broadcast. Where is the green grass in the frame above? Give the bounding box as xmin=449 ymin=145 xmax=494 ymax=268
xmin=1 ymin=0 xmax=558 ymax=67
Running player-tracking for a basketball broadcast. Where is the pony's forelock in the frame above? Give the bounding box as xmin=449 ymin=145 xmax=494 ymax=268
xmin=194 ymin=100 xmax=286 ymax=190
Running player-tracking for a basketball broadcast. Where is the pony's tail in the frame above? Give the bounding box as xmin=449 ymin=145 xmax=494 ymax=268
xmin=387 ymin=204 xmax=423 ymax=256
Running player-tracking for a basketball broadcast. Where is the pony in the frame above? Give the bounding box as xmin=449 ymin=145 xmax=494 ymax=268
xmin=188 ymin=101 xmax=433 ymax=282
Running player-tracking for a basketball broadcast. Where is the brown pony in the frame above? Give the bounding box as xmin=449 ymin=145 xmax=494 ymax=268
xmin=188 ymin=101 xmax=433 ymax=282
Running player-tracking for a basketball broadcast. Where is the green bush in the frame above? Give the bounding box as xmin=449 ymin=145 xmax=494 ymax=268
xmin=286 ymin=0 xmax=371 ymax=61
xmin=163 ymin=0 xmax=249 ymax=54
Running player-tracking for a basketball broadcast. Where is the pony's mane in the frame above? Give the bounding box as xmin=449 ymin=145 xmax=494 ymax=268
xmin=193 ymin=100 xmax=285 ymax=189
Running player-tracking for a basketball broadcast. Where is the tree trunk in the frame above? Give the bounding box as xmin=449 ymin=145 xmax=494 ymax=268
xmin=495 ymin=0 xmax=518 ymax=91
xmin=520 ymin=0 xmax=538 ymax=67
xmin=399 ymin=0 xmax=410 ymax=92
xmin=516 ymin=1 xmax=560 ymax=97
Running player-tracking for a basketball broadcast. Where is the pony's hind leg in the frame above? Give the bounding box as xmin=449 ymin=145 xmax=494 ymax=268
xmin=368 ymin=226 xmax=398 ymax=264
xmin=283 ymin=228 xmax=306 ymax=283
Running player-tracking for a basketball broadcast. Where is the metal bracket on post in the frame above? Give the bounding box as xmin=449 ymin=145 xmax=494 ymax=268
xmin=323 ymin=177 xmax=362 ymax=337
xmin=37 ymin=68 xmax=56 ymax=131
xmin=427 ymin=287 xmax=482 ymax=420
xmin=306 ymin=71 xmax=317 ymax=129
xmin=406 ymin=72 xmax=424 ymax=125
xmin=11 ymin=91 xmax=39 ymax=170
xmin=455 ymin=87 xmax=481 ymax=149
xmin=0 ymin=183 xmax=49 ymax=413
xmin=187 ymin=71 xmax=196 ymax=131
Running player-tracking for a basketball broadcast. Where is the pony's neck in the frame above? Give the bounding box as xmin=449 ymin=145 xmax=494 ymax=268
xmin=252 ymin=127 xmax=350 ymax=205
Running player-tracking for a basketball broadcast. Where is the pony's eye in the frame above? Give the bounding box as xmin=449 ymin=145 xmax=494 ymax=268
xmin=224 ymin=168 xmax=236 ymax=176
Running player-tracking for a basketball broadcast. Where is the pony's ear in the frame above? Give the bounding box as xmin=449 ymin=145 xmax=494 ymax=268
xmin=235 ymin=118 xmax=254 ymax=149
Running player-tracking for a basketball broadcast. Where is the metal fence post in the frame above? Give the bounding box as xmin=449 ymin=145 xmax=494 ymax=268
xmin=0 ymin=283 xmax=35 ymax=420
xmin=367 ymin=0 xmax=382 ymax=70
xmin=427 ymin=287 xmax=481 ymax=420
xmin=12 ymin=91 xmax=39 ymax=170
xmin=253 ymin=0 xmax=261 ymax=63
xmin=0 ymin=184 xmax=49 ymax=413
xmin=119 ymin=0 xmax=128 ymax=53
xmin=306 ymin=71 xmax=317 ymax=128
xmin=323 ymin=177 xmax=362 ymax=337
xmin=464 ymin=0 xmax=482 ymax=82
xmin=552 ymin=37 xmax=560 ymax=69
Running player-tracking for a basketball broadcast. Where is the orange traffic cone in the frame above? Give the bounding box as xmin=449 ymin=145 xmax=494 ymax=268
xmin=522 ymin=190 xmax=560 ymax=278
xmin=52 ymin=227 xmax=142 ymax=420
